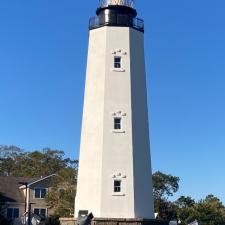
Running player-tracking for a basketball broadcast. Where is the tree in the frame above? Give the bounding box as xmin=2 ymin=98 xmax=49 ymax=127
xmin=174 ymin=195 xmax=225 ymax=225
xmin=0 ymin=145 xmax=23 ymax=176
xmin=194 ymin=195 xmax=225 ymax=225
xmin=153 ymin=171 xmax=180 ymax=200
xmin=45 ymin=166 xmax=78 ymax=217
xmin=175 ymin=196 xmax=196 ymax=224
xmin=152 ymin=171 xmax=180 ymax=221
xmin=0 ymin=148 xmax=77 ymax=177
xmin=176 ymin=196 xmax=195 ymax=208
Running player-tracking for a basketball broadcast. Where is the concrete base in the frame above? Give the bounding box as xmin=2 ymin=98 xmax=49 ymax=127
xmin=91 ymin=218 xmax=169 ymax=225
xmin=60 ymin=218 xmax=76 ymax=225
xmin=60 ymin=218 xmax=169 ymax=225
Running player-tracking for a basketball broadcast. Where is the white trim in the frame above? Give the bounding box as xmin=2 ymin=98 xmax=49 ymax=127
xmin=112 ymin=193 xmax=125 ymax=196
xmin=28 ymin=174 xmax=56 ymax=187
xmin=112 ymin=129 xmax=126 ymax=133
xmin=112 ymin=68 xmax=125 ymax=72
xmin=18 ymin=174 xmax=57 ymax=189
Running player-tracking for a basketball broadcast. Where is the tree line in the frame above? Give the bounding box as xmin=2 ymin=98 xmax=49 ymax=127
xmin=0 ymin=145 xmax=225 ymax=225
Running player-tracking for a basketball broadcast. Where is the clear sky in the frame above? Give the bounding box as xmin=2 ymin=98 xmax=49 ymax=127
xmin=0 ymin=1 xmax=224 ymax=203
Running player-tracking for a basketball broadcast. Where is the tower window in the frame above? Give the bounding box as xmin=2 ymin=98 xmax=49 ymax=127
xmin=114 ymin=180 xmax=121 ymax=193
xmin=114 ymin=56 xmax=121 ymax=68
xmin=114 ymin=118 xmax=121 ymax=130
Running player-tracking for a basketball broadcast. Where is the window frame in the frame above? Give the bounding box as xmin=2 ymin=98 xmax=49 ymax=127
xmin=6 ymin=208 xmax=19 ymax=219
xmin=114 ymin=180 xmax=122 ymax=193
xmin=34 ymin=188 xmax=47 ymax=199
xmin=114 ymin=117 xmax=122 ymax=130
xmin=114 ymin=56 xmax=122 ymax=69
xmin=33 ymin=208 xmax=47 ymax=218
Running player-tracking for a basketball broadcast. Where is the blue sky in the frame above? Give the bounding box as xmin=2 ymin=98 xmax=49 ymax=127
xmin=0 ymin=1 xmax=224 ymax=203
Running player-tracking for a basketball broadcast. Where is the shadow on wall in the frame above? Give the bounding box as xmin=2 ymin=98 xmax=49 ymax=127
xmin=0 ymin=192 xmax=17 ymax=203
xmin=0 ymin=193 xmax=11 ymax=225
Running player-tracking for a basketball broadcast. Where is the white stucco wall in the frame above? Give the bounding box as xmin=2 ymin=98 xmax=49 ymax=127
xmin=75 ymin=27 xmax=107 ymax=217
xmin=75 ymin=26 xmax=154 ymax=219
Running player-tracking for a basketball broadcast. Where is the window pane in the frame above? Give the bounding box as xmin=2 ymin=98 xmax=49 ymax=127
xmin=114 ymin=180 xmax=121 ymax=193
xmin=34 ymin=208 xmax=46 ymax=217
xmin=114 ymin=57 xmax=121 ymax=63
xmin=114 ymin=56 xmax=121 ymax=68
xmin=41 ymin=189 xmax=47 ymax=198
xmin=35 ymin=189 xmax=40 ymax=198
xmin=40 ymin=209 xmax=46 ymax=217
xmin=7 ymin=208 xmax=13 ymax=218
xmin=114 ymin=180 xmax=121 ymax=186
xmin=34 ymin=209 xmax=39 ymax=215
xmin=114 ymin=118 xmax=121 ymax=130
xmin=13 ymin=208 xmax=19 ymax=218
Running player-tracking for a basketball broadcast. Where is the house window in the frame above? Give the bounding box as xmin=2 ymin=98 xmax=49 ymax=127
xmin=7 ymin=208 xmax=19 ymax=219
xmin=34 ymin=188 xmax=47 ymax=199
xmin=114 ymin=56 xmax=121 ymax=68
xmin=114 ymin=117 xmax=121 ymax=130
xmin=34 ymin=208 xmax=47 ymax=218
xmin=114 ymin=180 xmax=121 ymax=193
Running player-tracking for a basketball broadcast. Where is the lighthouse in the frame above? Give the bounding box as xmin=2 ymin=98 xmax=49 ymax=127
xmin=75 ymin=0 xmax=154 ymax=220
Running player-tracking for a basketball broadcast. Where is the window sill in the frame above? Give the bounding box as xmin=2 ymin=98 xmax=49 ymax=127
xmin=112 ymin=130 xmax=125 ymax=134
xmin=112 ymin=193 xmax=125 ymax=196
xmin=112 ymin=68 xmax=125 ymax=72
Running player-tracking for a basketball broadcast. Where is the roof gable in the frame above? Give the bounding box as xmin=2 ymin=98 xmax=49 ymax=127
xmin=0 ymin=175 xmax=56 ymax=203
xmin=0 ymin=177 xmax=37 ymax=203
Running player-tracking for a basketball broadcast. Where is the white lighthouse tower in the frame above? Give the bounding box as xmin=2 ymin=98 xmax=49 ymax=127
xmin=75 ymin=0 xmax=154 ymax=220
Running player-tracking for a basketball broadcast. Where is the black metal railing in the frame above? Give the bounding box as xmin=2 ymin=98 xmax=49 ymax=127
xmin=99 ymin=0 xmax=135 ymax=9
xmin=132 ymin=17 xmax=144 ymax=31
xmin=89 ymin=16 xmax=144 ymax=32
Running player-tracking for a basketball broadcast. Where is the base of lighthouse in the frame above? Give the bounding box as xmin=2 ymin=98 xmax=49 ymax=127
xmin=59 ymin=217 xmax=169 ymax=225
xmin=87 ymin=218 xmax=169 ymax=225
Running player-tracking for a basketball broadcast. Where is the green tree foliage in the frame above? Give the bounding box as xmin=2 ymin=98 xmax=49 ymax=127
xmin=176 ymin=196 xmax=195 ymax=208
xmin=195 ymin=195 xmax=225 ymax=225
xmin=176 ymin=195 xmax=225 ymax=225
xmin=45 ymin=167 xmax=77 ymax=217
xmin=152 ymin=171 xmax=180 ymax=220
xmin=153 ymin=172 xmax=225 ymax=224
xmin=0 ymin=145 xmax=23 ymax=176
xmin=175 ymin=196 xmax=196 ymax=224
xmin=153 ymin=171 xmax=180 ymax=200
xmin=0 ymin=148 xmax=77 ymax=177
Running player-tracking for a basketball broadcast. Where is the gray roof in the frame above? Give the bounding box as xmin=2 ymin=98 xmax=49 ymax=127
xmin=0 ymin=176 xmax=38 ymax=203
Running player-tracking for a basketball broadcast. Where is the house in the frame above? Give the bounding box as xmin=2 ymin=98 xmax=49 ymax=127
xmin=0 ymin=174 xmax=56 ymax=225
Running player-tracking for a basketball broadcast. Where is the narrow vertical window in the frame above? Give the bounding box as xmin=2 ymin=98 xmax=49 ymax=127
xmin=114 ymin=56 xmax=121 ymax=68
xmin=114 ymin=117 xmax=121 ymax=130
xmin=114 ymin=180 xmax=121 ymax=193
